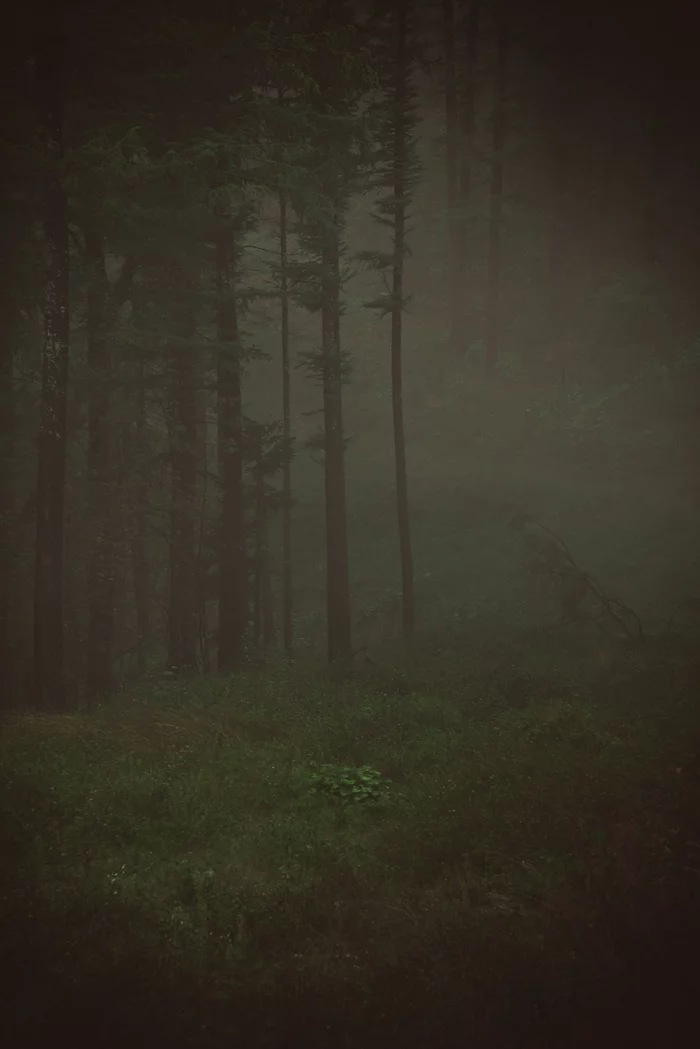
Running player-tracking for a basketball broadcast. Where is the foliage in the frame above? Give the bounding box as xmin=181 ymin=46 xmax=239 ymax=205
xmin=2 ymin=649 xmax=700 ymax=1044
xmin=304 ymin=761 xmax=391 ymax=804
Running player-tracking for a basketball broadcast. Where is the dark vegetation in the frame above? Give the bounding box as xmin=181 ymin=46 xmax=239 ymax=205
xmin=1 ymin=0 xmax=699 ymax=1045
xmin=3 ymin=652 xmax=700 ymax=1047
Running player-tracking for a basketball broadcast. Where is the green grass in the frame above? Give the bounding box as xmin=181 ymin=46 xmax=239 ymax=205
xmin=2 ymin=648 xmax=700 ymax=1047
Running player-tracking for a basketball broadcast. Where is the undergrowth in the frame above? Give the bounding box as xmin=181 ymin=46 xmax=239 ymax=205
xmin=1 ymin=646 xmax=699 ymax=1048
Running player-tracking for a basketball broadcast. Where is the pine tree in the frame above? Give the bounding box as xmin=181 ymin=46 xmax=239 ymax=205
xmin=290 ymin=11 xmax=375 ymax=663
xmin=33 ymin=9 xmax=70 ymax=710
xmin=361 ymin=0 xmax=423 ymax=641
xmin=215 ymin=223 xmax=248 ymax=673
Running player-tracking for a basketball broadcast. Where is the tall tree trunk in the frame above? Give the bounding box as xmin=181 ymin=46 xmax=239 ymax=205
xmin=166 ymin=266 xmax=199 ymax=673
xmin=321 ymin=218 xmax=352 ymax=663
xmin=442 ymin=0 xmax=461 ymax=361
xmin=251 ymin=474 xmax=275 ymax=655
xmin=261 ymin=539 xmax=275 ymax=651
xmin=195 ymin=393 xmax=210 ymax=673
xmin=0 ymin=239 xmax=23 ymax=708
xmin=0 ymin=351 xmax=18 ymax=708
xmin=33 ymin=12 xmax=70 ymax=710
xmin=84 ymin=226 xmax=115 ymax=701
xmin=279 ymin=192 xmax=293 ymax=656
xmin=216 ymin=226 xmax=247 ymax=672
xmin=391 ymin=0 xmax=415 ymax=640
xmin=454 ymin=0 xmax=480 ymax=351
xmin=128 ymin=366 xmax=151 ymax=676
xmin=484 ymin=6 xmax=508 ymax=375
xmin=251 ymin=445 xmax=264 ymax=652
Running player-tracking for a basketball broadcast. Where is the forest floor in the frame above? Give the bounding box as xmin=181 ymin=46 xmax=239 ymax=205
xmin=2 ymin=641 xmax=700 ymax=1048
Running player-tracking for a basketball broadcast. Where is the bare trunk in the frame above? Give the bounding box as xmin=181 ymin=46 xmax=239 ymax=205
xmin=454 ymin=1 xmax=479 ymax=352
xmin=322 ymin=221 xmax=351 ymax=663
xmin=128 ymin=362 xmax=151 ymax=675
xmin=262 ymin=540 xmax=275 ymax=651
xmin=484 ymin=8 xmax=508 ymax=376
xmin=216 ymin=226 xmax=247 ymax=672
xmin=442 ymin=0 xmax=461 ymax=360
xmin=166 ymin=267 xmax=199 ymax=673
xmin=391 ymin=0 xmax=415 ymax=640
xmin=279 ymin=192 xmax=293 ymax=655
xmin=195 ymin=397 xmax=210 ymax=673
xmin=33 ymin=13 xmax=70 ymax=710
xmin=84 ymin=226 xmax=115 ymax=701
xmin=0 ymin=254 xmax=23 ymax=707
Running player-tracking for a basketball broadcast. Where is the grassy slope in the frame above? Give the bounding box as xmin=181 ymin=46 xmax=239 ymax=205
xmin=2 ymin=651 xmax=699 ymax=1048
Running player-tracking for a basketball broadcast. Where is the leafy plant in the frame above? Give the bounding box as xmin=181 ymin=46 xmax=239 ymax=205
xmin=304 ymin=762 xmax=390 ymax=805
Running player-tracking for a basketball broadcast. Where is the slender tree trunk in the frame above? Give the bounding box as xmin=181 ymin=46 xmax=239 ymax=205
xmin=195 ymin=396 xmax=210 ymax=673
xmin=391 ymin=0 xmax=415 ymax=640
xmin=252 ymin=452 xmax=264 ymax=652
xmin=0 ymin=248 xmax=22 ymax=708
xmin=321 ymin=218 xmax=352 ymax=663
xmin=262 ymin=537 xmax=275 ymax=651
xmin=84 ymin=226 xmax=115 ymax=701
xmin=442 ymin=0 xmax=461 ymax=361
xmin=216 ymin=225 xmax=247 ymax=672
xmin=454 ymin=1 xmax=479 ymax=349
xmin=279 ymin=192 xmax=293 ymax=655
xmin=484 ymin=7 xmax=508 ymax=375
xmin=33 ymin=13 xmax=70 ymax=710
xmin=0 ymin=365 xmax=17 ymax=707
xmin=166 ymin=266 xmax=199 ymax=673
xmin=128 ymin=359 xmax=151 ymax=675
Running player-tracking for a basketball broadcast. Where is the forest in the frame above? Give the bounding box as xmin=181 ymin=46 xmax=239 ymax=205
xmin=1 ymin=0 xmax=699 ymax=1045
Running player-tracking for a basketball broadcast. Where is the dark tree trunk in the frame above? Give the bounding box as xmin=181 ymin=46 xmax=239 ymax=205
xmin=484 ymin=7 xmax=508 ymax=375
xmin=262 ymin=542 xmax=275 ymax=651
xmin=84 ymin=226 xmax=115 ymax=701
xmin=251 ymin=448 xmax=265 ymax=652
xmin=454 ymin=0 xmax=479 ymax=349
xmin=279 ymin=192 xmax=293 ymax=655
xmin=124 ymin=359 xmax=150 ymax=676
xmin=0 ymin=237 xmax=24 ymax=708
xmin=0 ymin=353 xmax=18 ymax=707
xmin=216 ymin=226 xmax=247 ymax=672
xmin=390 ymin=0 xmax=415 ymax=640
xmin=33 ymin=13 xmax=70 ymax=710
xmin=195 ymin=393 xmax=210 ymax=673
xmin=321 ymin=219 xmax=352 ymax=663
xmin=166 ymin=266 xmax=199 ymax=674
xmin=442 ymin=0 xmax=461 ymax=361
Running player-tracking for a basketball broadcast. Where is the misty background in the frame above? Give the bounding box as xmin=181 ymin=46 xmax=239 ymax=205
xmin=2 ymin=0 xmax=699 ymax=705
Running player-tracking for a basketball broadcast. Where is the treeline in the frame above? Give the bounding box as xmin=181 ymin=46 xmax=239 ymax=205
xmin=1 ymin=0 xmax=697 ymax=710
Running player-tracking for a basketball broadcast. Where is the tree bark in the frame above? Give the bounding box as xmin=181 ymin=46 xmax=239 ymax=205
xmin=84 ymin=226 xmax=115 ymax=701
xmin=124 ymin=355 xmax=151 ymax=676
xmin=454 ymin=1 xmax=479 ymax=350
xmin=0 ymin=227 xmax=24 ymax=708
xmin=166 ymin=266 xmax=199 ymax=673
xmin=391 ymin=0 xmax=415 ymax=640
xmin=216 ymin=226 xmax=247 ymax=672
xmin=484 ymin=6 xmax=508 ymax=375
xmin=279 ymin=191 xmax=293 ymax=655
xmin=33 ymin=11 xmax=70 ymax=710
xmin=321 ymin=218 xmax=352 ymax=663
xmin=442 ymin=0 xmax=461 ymax=361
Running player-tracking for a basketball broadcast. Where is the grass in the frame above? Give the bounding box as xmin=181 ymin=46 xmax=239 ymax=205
xmin=2 ymin=644 xmax=700 ymax=1048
